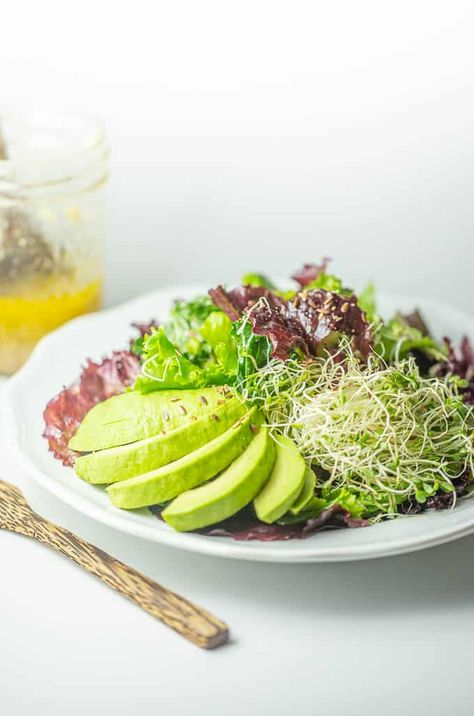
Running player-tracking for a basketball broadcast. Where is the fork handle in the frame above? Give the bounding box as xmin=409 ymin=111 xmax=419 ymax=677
xmin=28 ymin=516 xmax=229 ymax=649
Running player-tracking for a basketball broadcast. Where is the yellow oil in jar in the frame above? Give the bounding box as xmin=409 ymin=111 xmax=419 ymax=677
xmin=0 ymin=274 xmax=102 ymax=374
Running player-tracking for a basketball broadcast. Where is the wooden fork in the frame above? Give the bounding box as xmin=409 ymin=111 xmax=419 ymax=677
xmin=0 ymin=480 xmax=229 ymax=649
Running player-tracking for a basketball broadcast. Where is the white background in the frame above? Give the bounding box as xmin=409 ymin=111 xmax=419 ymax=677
xmin=1 ymin=0 xmax=473 ymax=306
xmin=1 ymin=2 xmax=474 ymax=715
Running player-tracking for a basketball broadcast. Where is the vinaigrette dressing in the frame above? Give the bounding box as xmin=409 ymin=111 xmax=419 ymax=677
xmin=0 ymin=111 xmax=108 ymax=373
xmin=0 ymin=274 xmax=102 ymax=374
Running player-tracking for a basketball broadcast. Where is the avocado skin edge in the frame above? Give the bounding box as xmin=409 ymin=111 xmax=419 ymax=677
xmin=107 ymin=409 xmax=263 ymax=509
xmin=75 ymin=397 xmax=246 ymax=484
xmin=253 ymin=434 xmax=307 ymax=524
xmin=162 ymin=427 xmax=276 ymax=532
xmin=289 ymin=467 xmax=316 ymax=515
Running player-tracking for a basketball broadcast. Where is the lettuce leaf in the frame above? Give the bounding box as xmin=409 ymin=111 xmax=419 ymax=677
xmin=277 ymin=485 xmax=367 ymax=525
xmin=291 ymin=260 xmax=330 ymax=287
xmin=199 ymin=312 xmax=238 ymax=374
xmin=374 ymin=314 xmax=446 ymax=363
xmin=358 ymin=283 xmax=446 ymax=364
xmin=358 ymin=282 xmax=378 ymax=322
xmin=291 ymin=260 xmax=352 ymax=296
xmin=241 ymin=272 xmax=277 ymax=290
xmin=232 ymin=320 xmax=272 ymax=383
xmin=134 ymin=327 xmax=229 ymax=392
xmin=434 ymin=336 xmax=474 ymax=405
xmin=304 ymin=273 xmax=351 ymax=295
xmin=165 ymin=295 xmax=219 ymax=366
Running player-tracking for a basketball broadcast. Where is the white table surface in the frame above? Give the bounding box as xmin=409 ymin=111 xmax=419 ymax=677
xmin=2 ymin=375 xmax=474 ymax=716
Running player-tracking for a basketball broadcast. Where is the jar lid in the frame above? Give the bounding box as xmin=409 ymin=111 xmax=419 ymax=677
xmin=0 ymin=110 xmax=109 ymax=199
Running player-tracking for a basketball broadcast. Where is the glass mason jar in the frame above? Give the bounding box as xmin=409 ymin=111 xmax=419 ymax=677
xmin=0 ymin=111 xmax=108 ymax=374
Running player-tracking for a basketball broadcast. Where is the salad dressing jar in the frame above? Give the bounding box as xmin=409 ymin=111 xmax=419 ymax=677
xmin=0 ymin=111 xmax=108 ymax=373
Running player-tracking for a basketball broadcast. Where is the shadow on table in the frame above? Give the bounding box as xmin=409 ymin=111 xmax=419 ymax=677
xmin=20 ymin=476 xmax=474 ymax=624
xmin=152 ymin=533 xmax=474 ymax=619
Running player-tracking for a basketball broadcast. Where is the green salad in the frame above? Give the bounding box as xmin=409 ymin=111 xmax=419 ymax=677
xmin=44 ymin=260 xmax=474 ymax=540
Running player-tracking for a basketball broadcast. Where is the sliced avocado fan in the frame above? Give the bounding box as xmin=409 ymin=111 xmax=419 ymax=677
xmin=75 ymin=394 xmax=246 ymax=484
xmin=162 ymin=426 xmax=276 ymax=532
xmin=107 ymin=409 xmax=263 ymax=508
xmin=253 ymin=434 xmax=306 ymax=523
xmin=69 ymin=387 xmax=235 ymax=452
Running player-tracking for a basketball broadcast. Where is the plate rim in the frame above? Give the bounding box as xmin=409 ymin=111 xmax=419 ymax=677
xmin=4 ymin=287 xmax=474 ymax=563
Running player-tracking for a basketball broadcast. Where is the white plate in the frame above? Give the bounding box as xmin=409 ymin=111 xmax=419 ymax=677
xmin=4 ymin=286 xmax=474 ymax=562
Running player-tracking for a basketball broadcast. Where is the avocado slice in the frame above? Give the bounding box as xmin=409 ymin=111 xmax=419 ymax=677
xmin=107 ymin=409 xmax=263 ymax=508
xmin=253 ymin=435 xmax=306 ymax=523
xmin=162 ymin=426 xmax=275 ymax=531
xmin=69 ymin=387 xmax=233 ymax=452
xmin=75 ymin=396 xmax=246 ymax=484
xmin=289 ymin=466 xmax=316 ymax=515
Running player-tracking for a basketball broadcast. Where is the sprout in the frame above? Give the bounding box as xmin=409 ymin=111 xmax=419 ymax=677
xmin=242 ymin=343 xmax=474 ymax=521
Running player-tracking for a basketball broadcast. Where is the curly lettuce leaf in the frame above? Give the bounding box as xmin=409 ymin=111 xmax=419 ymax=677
xmin=199 ymin=312 xmax=238 ymax=374
xmin=374 ymin=315 xmax=446 ymax=363
xmin=277 ymin=486 xmax=367 ymax=525
xmin=165 ymin=295 xmax=220 ymax=366
xmin=291 ymin=260 xmax=330 ymax=288
xmin=241 ymin=272 xmax=277 ymax=290
xmin=231 ymin=320 xmax=272 ymax=384
xmin=358 ymin=283 xmax=446 ymax=364
xmin=358 ymin=282 xmax=378 ymax=323
xmin=134 ymin=327 xmax=229 ymax=392
xmin=434 ymin=336 xmax=474 ymax=405
xmin=304 ymin=273 xmax=351 ymax=295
